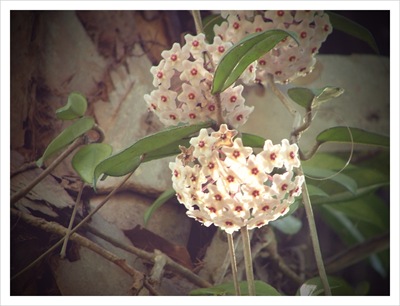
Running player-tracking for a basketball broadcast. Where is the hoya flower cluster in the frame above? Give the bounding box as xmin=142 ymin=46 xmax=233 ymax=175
xmin=169 ymin=125 xmax=304 ymax=234
xmin=144 ymin=33 xmax=254 ymax=128
xmin=215 ymin=10 xmax=333 ymax=84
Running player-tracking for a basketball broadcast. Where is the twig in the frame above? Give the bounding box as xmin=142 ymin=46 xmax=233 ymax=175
xmin=227 ymin=233 xmax=241 ymax=295
xmin=60 ymin=182 xmax=85 ymax=258
xmin=85 ymin=224 xmax=212 ymax=289
xmin=11 ymin=136 xmax=85 ymax=205
xmin=240 ymin=226 xmax=256 ymax=295
xmin=322 ymin=232 xmax=389 ymax=274
xmin=11 ymin=171 xmax=135 ymax=281
xmin=10 ymin=208 xmax=147 ymax=294
xmin=191 ymin=10 xmax=204 ymax=35
xmin=10 ymin=161 xmax=37 ymax=178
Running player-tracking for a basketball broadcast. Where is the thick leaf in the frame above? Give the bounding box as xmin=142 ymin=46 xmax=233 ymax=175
xmin=212 ymin=29 xmax=298 ymax=94
xmin=242 ymin=132 xmax=265 ymax=148
xmin=56 ymin=92 xmax=88 ymax=120
xmin=306 ymin=184 xmax=329 ymax=198
xmin=271 ymin=215 xmax=302 ymax=235
xmin=311 ymin=182 xmax=389 ymax=205
xmin=36 ymin=117 xmax=95 ymax=167
xmin=316 ymin=127 xmax=389 ymax=147
xmin=144 ymin=188 xmax=176 ymax=226
xmin=303 ymin=166 xmax=358 ymax=194
xmin=93 ymin=121 xmax=212 ymax=186
xmin=72 ymin=143 xmax=113 ymax=184
xmin=190 ymin=280 xmax=281 ymax=296
xmin=327 ymin=11 xmax=379 ymax=53
xmin=302 ymin=152 xmax=356 ymax=171
xmin=287 ymin=86 xmax=344 ymax=108
xmin=202 ymin=14 xmax=225 ymax=43
xmin=297 ymin=276 xmax=354 ymax=296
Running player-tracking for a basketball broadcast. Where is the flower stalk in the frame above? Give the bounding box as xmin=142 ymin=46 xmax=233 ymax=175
xmin=241 ymin=226 xmax=256 ymax=295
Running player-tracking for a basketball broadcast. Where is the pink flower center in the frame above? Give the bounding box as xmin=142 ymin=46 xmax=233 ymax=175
xmin=230 ymin=96 xmax=237 ymax=103
xmin=208 ymin=105 xmax=215 ymax=111
xmin=235 ymin=206 xmax=243 ymax=212
xmin=233 ymin=22 xmax=240 ymax=29
xmin=290 ymin=151 xmax=295 ymax=159
xmin=161 ymin=95 xmax=167 ymax=102
xmin=215 ymin=194 xmax=222 ymax=201
xmin=208 ymin=162 xmax=215 ymax=169
xmin=198 ymin=140 xmax=205 ymax=147
xmin=281 ymin=184 xmax=288 ymax=191
xmin=251 ymin=168 xmax=259 ymax=175
xmin=170 ymin=54 xmax=177 ymax=61
xmin=300 ymin=31 xmax=307 ymax=39
xmin=270 ymin=153 xmax=276 ymax=160
xmin=277 ymin=10 xmax=285 ymax=17
xmin=259 ymin=59 xmax=266 ymax=66
xmin=289 ymin=56 xmax=296 ymax=62
xmin=192 ymin=40 xmax=199 ymax=47
xmin=324 ymin=24 xmax=330 ymax=32
xmin=233 ymin=151 xmax=240 ymax=158
xmin=189 ymin=113 xmax=196 ymax=119
xmin=227 ymin=175 xmax=235 ymax=183
xmin=156 ymin=71 xmax=163 ymax=79
xmin=236 ymin=114 xmax=243 ymax=121
xmin=252 ymin=190 xmax=260 ymax=197
xmin=262 ymin=205 xmax=270 ymax=211
xmin=169 ymin=114 xmax=176 ymax=120
xmin=218 ymin=46 xmax=225 ymax=53
xmin=255 ymin=27 xmax=262 ymax=32
xmin=191 ymin=68 xmax=198 ymax=76
xmin=188 ymin=93 xmax=195 ymax=100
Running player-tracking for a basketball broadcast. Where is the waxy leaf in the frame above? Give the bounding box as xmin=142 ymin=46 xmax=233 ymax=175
xmin=242 ymin=132 xmax=265 ymax=148
xmin=303 ymin=166 xmax=358 ymax=194
xmin=36 ymin=117 xmax=95 ymax=167
xmin=297 ymin=276 xmax=354 ymax=296
xmin=72 ymin=143 xmax=113 ymax=184
xmin=56 ymin=92 xmax=88 ymax=120
xmin=317 ymin=127 xmax=389 ymax=147
xmin=287 ymin=86 xmax=344 ymax=109
xmin=202 ymin=14 xmax=225 ymax=43
xmin=271 ymin=215 xmax=302 ymax=235
xmin=144 ymin=188 xmax=176 ymax=226
xmin=190 ymin=280 xmax=281 ymax=296
xmin=327 ymin=11 xmax=379 ymax=54
xmin=212 ymin=29 xmax=298 ymax=94
xmin=93 ymin=121 xmax=212 ymax=186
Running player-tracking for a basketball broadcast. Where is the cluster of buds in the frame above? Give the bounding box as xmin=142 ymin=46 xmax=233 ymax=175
xmin=145 ymin=33 xmax=254 ymax=128
xmin=169 ymin=125 xmax=304 ymax=234
xmin=215 ymin=10 xmax=333 ymax=84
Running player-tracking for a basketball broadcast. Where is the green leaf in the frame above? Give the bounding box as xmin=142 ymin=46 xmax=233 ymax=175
xmin=93 ymin=121 xmax=212 ymax=186
xmin=56 ymin=92 xmax=88 ymax=120
xmin=327 ymin=11 xmax=379 ymax=54
xmin=144 ymin=188 xmax=176 ymax=226
xmin=287 ymin=86 xmax=344 ymax=109
xmin=190 ymin=280 xmax=281 ymax=296
xmin=202 ymin=14 xmax=225 ymax=43
xmin=306 ymin=184 xmax=330 ymax=198
xmin=317 ymin=127 xmax=389 ymax=147
xmin=303 ymin=166 xmax=358 ymax=194
xmin=242 ymin=132 xmax=265 ymax=148
xmin=212 ymin=29 xmax=298 ymax=94
xmin=36 ymin=117 xmax=95 ymax=167
xmin=297 ymin=276 xmax=354 ymax=296
xmin=310 ymin=182 xmax=389 ymax=205
xmin=72 ymin=143 xmax=113 ymax=184
xmin=271 ymin=215 xmax=302 ymax=235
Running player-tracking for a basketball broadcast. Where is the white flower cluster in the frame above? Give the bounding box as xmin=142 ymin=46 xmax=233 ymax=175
xmin=144 ymin=33 xmax=254 ymax=128
xmin=169 ymin=125 xmax=305 ymax=234
xmin=215 ymin=10 xmax=332 ymax=84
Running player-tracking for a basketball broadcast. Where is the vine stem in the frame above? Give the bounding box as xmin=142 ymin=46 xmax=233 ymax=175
xmin=11 ymin=136 xmax=85 ymax=205
xmin=227 ymin=233 xmax=241 ymax=295
xmin=240 ymin=226 xmax=256 ymax=296
xmin=11 ymin=170 xmax=135 ymax=281
xmin=295 ymin=165 xmax=332 ymax=295
xmin=60 ymin=181 xmax=85 ymax=258
xmin=267 ymin=74 xmax=297 ymax=118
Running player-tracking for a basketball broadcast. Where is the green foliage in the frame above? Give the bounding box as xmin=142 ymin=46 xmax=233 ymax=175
xmin=36 ymin=117 xmax=95 ymax=167
xmin=190 ymin=280 xmax=281 ymax=296
xmin=271 ymin=215 xmax=302 ymax=235
xmin=72 ymin=143 xmax=113 ymax=184
xmin=212 ymin=29 xmax=298 ymax=94
xmin=287 ymin=86 xmax=344 ymax=109
xmin=327 ymin=11 xmax=379 ymax=53
xmin=143 ymin=188 xmax=176 ymax=226
xmin=202 ymin=14 xmax=225 ymax=43
xmin=242 ymin=132 xmax=265 ymax=148
xmin=93 ymin=121 xmax=212 ymax=187
xmin=297 ymin=276 xmax=355 ymax=295
xmin=56 ymin=92 xmax=88 ymax=120
xmin=316 ymin=127 xmax=389 ymax=147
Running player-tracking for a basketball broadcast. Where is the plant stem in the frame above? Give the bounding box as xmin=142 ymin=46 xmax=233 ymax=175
xmin=11 ymin=170 xmax=135 ymax=281
xmin=267 ymin=74 xmax=297 ymax=117
xmin=191 ymin=10 xmax=203 ymax=34
xmin=227 ymin=233 xmax=241 ymax=295
xmin=11 ymin=136 xmax=85 ymax=205
xmin=60 ymin=182 xmax=85 ymax=258
xmin=240 ymin=226 xmax=256 ymax=296
xmin=296 ymin=165 xmax=332 ymax=296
